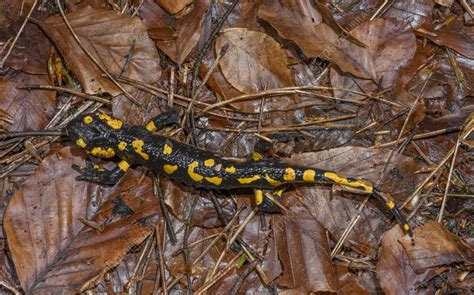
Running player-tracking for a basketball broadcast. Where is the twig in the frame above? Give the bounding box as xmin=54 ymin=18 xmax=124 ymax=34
xmin=190 ymin=0 xmax=238 ymax=97
xmin=331 ymin=197 xmax=369 ymax=258
xmin=437 ymin=137 xmax=461 ymax=223
xmin=372 ymin=127 xmax=461 ymax=148
xmin=182 ymin=44 xmax=229 ymax=127
xmin=20 ymin=85 xmax=112 ymax=104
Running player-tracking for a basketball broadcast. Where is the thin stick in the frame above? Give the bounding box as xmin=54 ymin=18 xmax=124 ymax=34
xmin=372 ymin=127 xmax=461 ymax=149
xmin=20 ymin=85 xmax=112 ymax=104
xmin=182 ymin=45 xmax=228 ymax=127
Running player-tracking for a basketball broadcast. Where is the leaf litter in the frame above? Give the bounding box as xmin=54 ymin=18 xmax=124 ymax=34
xmin=0 ymin=0 xmax=472 ymax=294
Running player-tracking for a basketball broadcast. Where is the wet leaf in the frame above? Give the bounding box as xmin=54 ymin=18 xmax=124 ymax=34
xmin=418 ymin=21 xmax=474 ymax=59
xmin=400 ymin=221 xmax=474 ymax=273
xmin=384 ymin=0 xmax=434 ymax=29
xmin=156 ymin=0 xmax=194 ymax=15
xmin=141 ymin=0 xmax=210 ymax=64
xmin=377 ymin=226 xmax=434 ymax=295
xmin=0 ymin=70 xmax=56 ymax=131
xmin=43 ymin=6 xmax=161 ymax=96
xmin=1 ymin=22 xmax=51 ymax=74
xmin=259 ymin=0 xmax=376 ymax=79
xmin=331 ymin=18 xmax=416 ymax=99
xmin=216 ymin=28 xmax=294 ymax=94
xmin=4 ymin=147 xmax=159 ymax=293
xmin=0 ymin=0 xmax=36 ymax=27
xmin=274 ymin=215 xmax=337 ymax=292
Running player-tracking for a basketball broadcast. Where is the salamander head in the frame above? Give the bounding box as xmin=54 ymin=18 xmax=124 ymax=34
xmin=66 ymin=113 xmax=123 ymax=155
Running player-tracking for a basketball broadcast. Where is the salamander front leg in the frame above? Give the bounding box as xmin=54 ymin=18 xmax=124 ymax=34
xmin=72 ymin=160 xmax=130 ymax=185
xmin=254 ymin=189 xmax=285 ymax=213
xmin=145 ymin=109 xmax=181 ymax=132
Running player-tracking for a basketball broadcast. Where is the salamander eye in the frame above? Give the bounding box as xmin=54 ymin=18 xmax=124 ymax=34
xmin=83 ymin=116 xmax=93 ymax=124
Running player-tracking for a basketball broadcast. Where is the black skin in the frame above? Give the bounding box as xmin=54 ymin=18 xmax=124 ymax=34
xmin=65 ymin=111 xmax=413 ymax=237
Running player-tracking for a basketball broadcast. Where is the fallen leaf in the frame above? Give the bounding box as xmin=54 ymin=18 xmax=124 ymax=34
xmin=156 ymin=0 xmax=194 ymax=15
xmin=0 ymin=70 xmax=56 ymax=131
xmin=384 ymin=0 xmax=434 ymax=29
xmin=377 ymin=226 xmax=434 ymax=295
xmin=0 ymin=0 xmax=36 ymax=27
xmin=259 ymin=0 xmax=376 ymax=79
xmin=331 ymin=18 xmax=416 ymax=100
xmin=417 ymin=21 xmax=474 ymax=59
xmin=335 ymin=265 xmax=369 ymax=295
xmin=1 ymin=22 xmax=51 ymax=74
xmin=43 ymin=7 xmax=161 ymax=96
xmin=4 ymin=147 xmax=160 ymax=293
xmin=274 ymin=215 xmax=337 ymax=292
xmin=140 ymin=0 xmax=210 ymax=64
xmin=215 ymin=28 xmax=293 ymax=94
xmin=400 ymin=221 xmax=474 ymax=273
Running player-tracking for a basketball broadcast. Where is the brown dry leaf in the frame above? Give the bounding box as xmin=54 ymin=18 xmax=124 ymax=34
xmin=141 ymin=0 xmax=210 ymax=64
xmin=215 ymin=28 xmax=293 ymax=94
xmin=259 ymin=0 xmax=376 ymax=79
xmin=335 ymin=265 xmax=369 ymax=295
xmin=156 ymin=0 xmax=194 ymax=15
xmin=112 ymin=89 xmax=164 ymax=125
xmin=331 ymin=18 xmax=416 ymax=99
xmin=417 ymin=21 xmax=474 ymax=59
xmin=400 ymin=221 xmax=474 ymax=273
xmin=377 ymin=226 xmax=434 ymax=295
xmin=43 ymin=6 xmax=161 ymax=96
xmin=285 ymin=146 xmax=421 ymax=252
xmin=274 ymin=215 xmax=337 ymax=292
xmin=0 ymin=0 xmax=36 ymax=27
xmin=384 ymin=0 xmax=434 ymax=29
xmin=0 ymin=71 xmax=56 ymax=131
xmin=1 ymin=22 xmax=51 ymax=74
xmin=4 ymin=147 xmax=159 ymax=293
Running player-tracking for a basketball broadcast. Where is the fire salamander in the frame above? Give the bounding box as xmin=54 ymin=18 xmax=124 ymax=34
xmin=66 ymin=112 xmax=413 ymax=237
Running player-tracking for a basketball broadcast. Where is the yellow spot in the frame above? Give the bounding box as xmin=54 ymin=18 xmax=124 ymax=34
xmin=252 ymin=151 xmax=263 ymax=161
xmin=215 ymin=164 xmax=222 ymax=171
xmin=205 ymin=176 xmax=222 ymax=185
xmin=303 ymin=170 xmax=316 ymax=182
xmin=163 ymin=144 xmax=172 ymax=155
xmin=225 ymin=166 xmax=236 ymax=174
xmin=254 ymin=189 xmax=263 ymax=205
xmin=118 ymin=141 xmax=127 ymax=151
xmin=265 ymin=174 xmax=282 ymax=186
xmin=132 ymin=139 xmax=149 ymax=160
xmin=386 ymin=201 xmax=395 ymax=209
xmin=283 ymin=168 xmax=296 ymax=181
xmin=83 ymin=116 xmax=93 ymax=124
xmin=163 ymin=164 xmax=178 ymax=174
xmin=323 ymin=172 xmax=373 ymax=192
xmin=238 ymin=175 xmax=261 ymax=184
xmin=76 ymin=138 xmax=87 ymax=148
xmin=275 ymin=189 xmax=283 ymax=197
xmin=204 ymin=159 xmax=215 ymax=167
xmin=146 ymin=121 xmax=157 ymax=132
xmin=403 ymin=224 xmax=411 ymax=232
xmin=97 ymin=112 xmax=122 ymax=129
xmin=90 ymin=147 xmax=115 ymax=158
xmin=118 ymin=160 xmax=130 ymax=171
xmin=188 ymin=161 xmax=203 ymax=181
